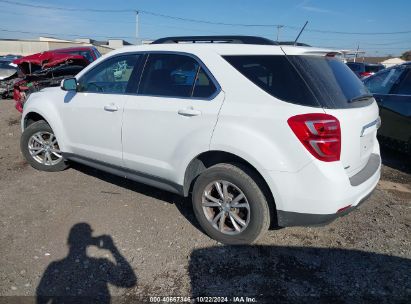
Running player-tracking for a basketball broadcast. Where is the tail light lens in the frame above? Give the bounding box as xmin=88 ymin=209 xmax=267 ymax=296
xmin=288 ymin=113 xmax=341 ymax=162
xmin=360 ymin=71 xmax=372 ymax=78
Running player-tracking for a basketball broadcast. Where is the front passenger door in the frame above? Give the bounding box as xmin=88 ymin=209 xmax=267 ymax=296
xmin=365 ymin=66 xmax=410 ymax=143
xmin=61 ymin=54 xmax=141 ymax=166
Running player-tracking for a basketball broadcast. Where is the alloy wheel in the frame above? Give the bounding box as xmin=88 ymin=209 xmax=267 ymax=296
xmin=28 ymin=132 xmax=63 ymax=166
xmin=201 ymin=180 xmax=251 ymax=235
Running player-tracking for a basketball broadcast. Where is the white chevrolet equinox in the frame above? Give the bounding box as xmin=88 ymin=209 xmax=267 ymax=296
xmin=20 ymin=36 xmax=381 ymax=244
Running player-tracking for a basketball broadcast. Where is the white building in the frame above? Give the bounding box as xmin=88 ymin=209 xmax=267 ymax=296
xmin=380 ymin=57 xmax=406 ymax=68
xmin=0 ymin=37 xmax=132 ymax=56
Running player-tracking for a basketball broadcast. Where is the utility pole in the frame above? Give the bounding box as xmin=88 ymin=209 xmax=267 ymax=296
xmin=276 ymin=25 xmax=284 ymax=42
xmin=354 ymin=44 xmax=360 ymax=62
xmin=135 ymin=10 xmax=140 ymax=45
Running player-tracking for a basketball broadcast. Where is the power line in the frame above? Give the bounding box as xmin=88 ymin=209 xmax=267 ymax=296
xmin=0 ymin=27 xmax=151 ymax=40
xmin=0 ymin=0 xmax=131 ymax=12
xmin=0 ymin=7 xmax=135 ymax=23
xmin=1 ymin=0 xmax=411 ymax=35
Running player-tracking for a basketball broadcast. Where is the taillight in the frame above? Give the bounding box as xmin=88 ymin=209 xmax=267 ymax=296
xmin=287 ymin=113 xmax=341 ymax=162
xmin=360 ymin=71 xmax=372 ymax=77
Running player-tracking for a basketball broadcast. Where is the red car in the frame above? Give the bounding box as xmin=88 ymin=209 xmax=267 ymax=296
xmin=11 ymin=46 xmax=101 ymax=112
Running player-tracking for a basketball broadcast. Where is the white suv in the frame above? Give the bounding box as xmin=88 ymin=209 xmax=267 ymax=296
xmin=20 ymin=36 xmax=381 ymax=244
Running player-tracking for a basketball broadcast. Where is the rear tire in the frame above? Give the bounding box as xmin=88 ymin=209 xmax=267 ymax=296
xmin=21 ymin=120 xmax=69 ymax=172
xmin=192 ymin=163 xmax=270 ymax=245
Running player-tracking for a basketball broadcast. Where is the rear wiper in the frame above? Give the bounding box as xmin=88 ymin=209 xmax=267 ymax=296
xmin=349 ymin=94 xmax=374 ymax=103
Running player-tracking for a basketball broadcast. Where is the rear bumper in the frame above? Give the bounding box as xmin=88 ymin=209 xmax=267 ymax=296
xmin=265 ymin=152 xmax=381 ymax=227
xmin=276 ymin=186 xmax=375 ymax=227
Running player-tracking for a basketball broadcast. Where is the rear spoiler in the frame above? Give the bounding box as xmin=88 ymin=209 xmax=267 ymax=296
xmin=280 ymin=46 xmax=342 ymax=57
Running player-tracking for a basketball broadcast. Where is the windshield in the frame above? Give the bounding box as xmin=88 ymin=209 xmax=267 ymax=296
xmin=224 ymin=55 xmax=371 ymax=109
xmin=0 ymin=61 xmax=15 ymax=69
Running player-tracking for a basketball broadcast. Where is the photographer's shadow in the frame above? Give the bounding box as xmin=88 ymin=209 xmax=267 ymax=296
xmin=36 ymin=223 xmax=137 ymax=304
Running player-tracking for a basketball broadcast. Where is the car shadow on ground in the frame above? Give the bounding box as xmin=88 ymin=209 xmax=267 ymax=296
xmin=36 ymin=223 xmax=137 ymax=304
xmin=70 ymin=163 xmax=202 ymax=231
xmin=380 ymin=146 xmax=411 ymax=175
xmin=189 ymin=245 xmax=411 ymax=304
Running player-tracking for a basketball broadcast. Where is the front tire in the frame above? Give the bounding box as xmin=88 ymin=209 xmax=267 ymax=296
xmin=192 ymin=163 xmax=270 ymax=245
xmin=21 ymin=120 xmax=69 ymax=172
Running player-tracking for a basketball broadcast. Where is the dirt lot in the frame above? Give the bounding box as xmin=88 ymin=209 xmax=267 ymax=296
xmin=0 ymin=98 xmax=410 ymax=303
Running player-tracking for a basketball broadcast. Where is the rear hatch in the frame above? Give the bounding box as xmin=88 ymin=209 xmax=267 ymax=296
xmin=283 ymin=51 xmax=379 ymax=176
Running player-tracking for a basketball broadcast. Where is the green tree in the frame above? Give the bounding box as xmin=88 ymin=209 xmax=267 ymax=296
xmin=400 ymin=50 xmax=411 ymax=61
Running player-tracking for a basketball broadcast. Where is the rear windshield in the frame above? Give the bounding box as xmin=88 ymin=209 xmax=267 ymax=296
xmin=0 ymin=61 xmax=15 ymax=69
xmin=223 ymin=55 xmax=371 ymax=109
xmin=365 ymin=65 xmax=384 ymax=73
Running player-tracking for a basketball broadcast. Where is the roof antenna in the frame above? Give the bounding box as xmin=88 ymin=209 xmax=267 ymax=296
xmin=294 ymin=21 xmax=308 ymax=46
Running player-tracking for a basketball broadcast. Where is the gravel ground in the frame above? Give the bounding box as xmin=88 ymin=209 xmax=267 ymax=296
xmin=0 ymin=98 xmax=410 ymax=303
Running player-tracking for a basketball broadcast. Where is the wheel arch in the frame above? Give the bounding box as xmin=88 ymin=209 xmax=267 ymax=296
xmin=22 ymin=106 xmax=67 ymax=152
xmin=183 ymin=150 xmax=278 ymax=225
xmin=23 ymin=112 xmax=48 ymax=129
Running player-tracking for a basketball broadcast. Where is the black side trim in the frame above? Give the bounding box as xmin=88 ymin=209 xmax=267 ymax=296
xmin=349 ymin=153 xmax=381 ymax=186
xmin=63 ymin=153 xmax=184 ymax=195
xmin=277 ymin=187 xmax=375 ymax=227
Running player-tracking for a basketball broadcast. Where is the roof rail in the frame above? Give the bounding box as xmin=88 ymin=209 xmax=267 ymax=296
xmin=151 ymin=36 xmax=279 ymax=45
xmin=278 ymin=41 xmax=311 ymax=47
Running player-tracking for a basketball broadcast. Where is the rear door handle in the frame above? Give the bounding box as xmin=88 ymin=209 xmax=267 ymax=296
xmin=178 ymin=108 xmax=201 ymax=117
xmin=104 ymin=104 xmax=118 ymax=112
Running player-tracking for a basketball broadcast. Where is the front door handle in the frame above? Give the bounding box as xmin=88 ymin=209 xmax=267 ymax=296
xmin=178 ymin=108 xmax=201 ymax=117
xmin=104 ymin=104 xmax=118 ymax=112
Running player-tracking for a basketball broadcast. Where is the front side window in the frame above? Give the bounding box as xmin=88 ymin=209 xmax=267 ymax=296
xmin=364 ymin=67 xmax=404 ymax=94
xmin=78 ymin=55 xmax=139 ymax=94
xmin=138 ymin=53 xmax=217 ymax=98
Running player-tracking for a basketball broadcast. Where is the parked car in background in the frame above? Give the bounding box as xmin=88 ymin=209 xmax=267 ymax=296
xmin=1 ymin=46 xmax=99 ymax=111
xmin=363 ymin=64 xmax=411 ymax=154
xmin=0 ymin=58 xmax=17 ymax=80
xmin=12 ymin=50 xmax=92 ymax=112
xmin=0 ymin=58 xmax=19 ymax=98
xmin=19 ymin=36 xmax=381 ymax=244
xmin=52 ymin=46 xmax=102 ymax=63
xmin=346 ymin=62 xmax=385 ymax=78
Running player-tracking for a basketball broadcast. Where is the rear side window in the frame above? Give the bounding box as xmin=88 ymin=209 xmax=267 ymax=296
xmin=138 ymin=53 xmax=217 ymax=98
xmin=224 ymin=55 xmax=319 ymax=107
xmin=224 ymin=55 xmax=371 ymax=108
xmin=193 ymin=68 xmax=217 ymax=98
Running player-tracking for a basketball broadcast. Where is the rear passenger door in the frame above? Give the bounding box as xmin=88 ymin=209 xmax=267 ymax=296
xmin=122 ymin=53 xmax=224 ymax=183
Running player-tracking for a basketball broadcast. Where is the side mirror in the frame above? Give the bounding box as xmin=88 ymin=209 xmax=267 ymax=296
xmin=61 ymin=78 xmax=78 ymax=91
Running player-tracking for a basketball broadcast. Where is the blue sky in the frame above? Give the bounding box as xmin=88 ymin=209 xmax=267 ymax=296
xmin=0 ymin=0 xmax=410 ymax=56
